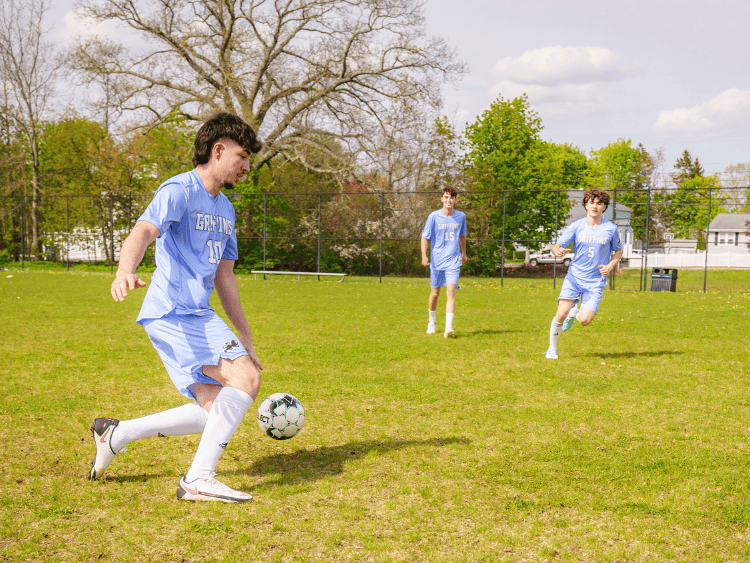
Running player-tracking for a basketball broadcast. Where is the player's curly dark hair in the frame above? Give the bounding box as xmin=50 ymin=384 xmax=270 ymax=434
xmin=442 ymin=186 xmax=458 ymax=198
xmin=582 ymin=188 xmax=610 ymax=209
xmin=192 ymin=112 xmax=263 ymax=167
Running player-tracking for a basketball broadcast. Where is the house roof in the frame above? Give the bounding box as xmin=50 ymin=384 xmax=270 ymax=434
xmin=708 ymin=213 xmax=750 ymax=231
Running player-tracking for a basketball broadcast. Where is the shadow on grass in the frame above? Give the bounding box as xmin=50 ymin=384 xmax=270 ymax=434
xmin=238 ymin=436 xmax=471 ymax=487
xmin=464 ymin=329 xmax=523 ymax=336
xmin=590 ymin=350 xmax=683 ymax=359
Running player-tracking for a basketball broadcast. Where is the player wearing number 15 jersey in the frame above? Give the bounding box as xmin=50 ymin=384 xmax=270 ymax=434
xmin=544 ymin=188 xmax=623 ymax=359
xmin=88 ymin=113 xmax=265 ymax=503
xmin=421 ymin=186 xmax=467 ymax=338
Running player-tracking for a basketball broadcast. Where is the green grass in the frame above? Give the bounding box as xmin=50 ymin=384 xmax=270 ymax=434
xmin=1 ymin=268 xmax=750 ymax=561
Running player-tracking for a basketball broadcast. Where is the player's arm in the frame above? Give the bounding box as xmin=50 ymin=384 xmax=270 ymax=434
xmin=421 ymin=237 xmax=430 ymax=266
xmin=460 ymin=235 xmax=467 ymax=264
xmin=214 ymin=258 xmax=263 ymax=371
xmin=111 ymin=221 xmax=160 ymax=302
xmin=599 ymin=247 xmax=624 ymax=277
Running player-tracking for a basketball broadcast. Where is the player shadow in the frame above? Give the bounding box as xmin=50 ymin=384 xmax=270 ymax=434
xmin=463 ymin=329 xmax=523 ymax=336
xmin=236 ymin=436 xmax=471 ymax=487
xmin=589 ymin=350 xmax=682 ymax=359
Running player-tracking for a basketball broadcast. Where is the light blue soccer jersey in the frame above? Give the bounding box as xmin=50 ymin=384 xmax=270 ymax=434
xmin=136 ymin=170 xmax=239 ymax=323
xmin=557 ymin=218 xmax=622 ymax=284
xmin=421 ymin=209 xmax=467 ymax=270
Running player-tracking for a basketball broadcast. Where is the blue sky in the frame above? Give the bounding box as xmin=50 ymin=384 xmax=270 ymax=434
xmin=423 ymin=0 xmax=750 ymax=179
xmin=50 ymin=0 xmax=749 ymax=179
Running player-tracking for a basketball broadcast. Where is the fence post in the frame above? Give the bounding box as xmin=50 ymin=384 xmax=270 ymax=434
xmin=703 ymin=187 xmax=712 ymax=293
xmin=643 ymin=185 xmax=651 ymax=291
xmin=21 ymin=196 xmax=24 ymax=269
xmin=553 ymin=190 xmax=559 ymax=289
xmin=500 ymin=190 xmax=506 ymax=288
xmin=66 ymin=195 xmax=70 ymax=271
xmin=317 ymin=193 xmax=321 ymax=279
xmin=379 ymin=193 xmax=384 ymax=283
xmin=263 ymin=194 xmax=267 ymax=280
xmin=110 ymin=193 xmax=114 ymax=274
xmin=610 ymin=188 xmax=616 ymax=291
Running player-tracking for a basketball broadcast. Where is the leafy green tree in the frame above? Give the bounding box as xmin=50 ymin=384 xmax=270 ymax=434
xmin=672 ymin=150 xmax=704 ymax=184
xmin=658 ymin=175 xmax=725 ymax=239
xmin=462 ymin=94 xmax=579 ymax=275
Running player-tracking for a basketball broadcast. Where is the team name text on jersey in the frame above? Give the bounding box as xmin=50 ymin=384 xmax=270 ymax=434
xmin=195 ymin=213 xmax=233 ymax=236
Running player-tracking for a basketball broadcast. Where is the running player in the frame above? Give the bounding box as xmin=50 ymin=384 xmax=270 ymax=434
xmin=89 ymin=112 xmax=263 ymax=503
xmin=544 ymin=188 xmax=623 ymax=359
xmin=421 ymin=186 xmax=467 ymax=338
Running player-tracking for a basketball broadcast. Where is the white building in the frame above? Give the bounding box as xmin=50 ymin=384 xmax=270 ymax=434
xmin=707 ymin=213 xmax=750 ymax=253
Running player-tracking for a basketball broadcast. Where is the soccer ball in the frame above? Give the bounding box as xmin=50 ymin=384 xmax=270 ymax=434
xmin=257 ymin=393 xmax=305 ymax=440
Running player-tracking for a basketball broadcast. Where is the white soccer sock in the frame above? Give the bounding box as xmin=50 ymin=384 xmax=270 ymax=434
xmin=428 ymin=309 xmax=437 ymax=323
xmin=110 ymin=402 xmax=208 ymax=454
xmin=567 ymin=306 xmax=580 ymax=320
xmin=549 ymin=319 xmax=563 ymax=350
xmin=185 ymin=386 xmax=253 ymax=482
xmin=445 ymin=312 xmax=455 ymax=331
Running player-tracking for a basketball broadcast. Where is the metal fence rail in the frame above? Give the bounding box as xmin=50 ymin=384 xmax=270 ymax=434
xmin=1 ymin=186 xmax=749 ymax=292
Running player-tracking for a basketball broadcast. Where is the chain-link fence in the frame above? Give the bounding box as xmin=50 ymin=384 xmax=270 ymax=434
xmin=1 ymin=187 xmax=749 ymax=292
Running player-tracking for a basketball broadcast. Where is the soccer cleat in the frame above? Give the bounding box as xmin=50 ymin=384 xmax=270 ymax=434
xmin=444 ymin=330 xmax=455 ymax=339
xmin=177 ymin=474 xmax=252 ymax=503
xmin=426 ymin=322 xmax=436 ymax=335
xmin=544 ymin=349 xmax=558 ymax=360
xmin=562 ymin=315 xmax=576 ymax=331
xmin=89 ymin=417 xmax=122 ymax=481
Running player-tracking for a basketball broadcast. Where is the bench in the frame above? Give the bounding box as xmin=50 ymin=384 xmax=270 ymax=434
xmin=251 ymin=270 xmax=347 ymax=282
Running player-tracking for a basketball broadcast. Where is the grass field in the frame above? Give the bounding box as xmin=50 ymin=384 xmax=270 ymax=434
xmin=2 ymin=268 xmax=750 ymax=562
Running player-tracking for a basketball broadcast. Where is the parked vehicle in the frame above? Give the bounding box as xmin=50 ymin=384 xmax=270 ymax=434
xmin=528 ymin=251 xmax=574 ymax=267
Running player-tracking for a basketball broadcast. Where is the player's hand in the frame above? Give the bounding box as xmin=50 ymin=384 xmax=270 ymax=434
xmin=461 ymin=253 xmax=467 ymax=264
xmin=552 ymin=247 xmax=569 ymax=258
xmin=598 ymin=264 xmax=612 ymax=278
xmin=111 ymin=273 xmax=147 ymax=302
xmin=242 ymin=341 xmax=264 ymax=372
xmin=422 ymin=256 xmax=430 ymax=267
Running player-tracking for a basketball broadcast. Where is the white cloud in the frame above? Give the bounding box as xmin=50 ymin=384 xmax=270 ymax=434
xmin=61 ymin=10 xmax=140 ymax=48
xmin=494 ymin=46 xmax=638 ymax=86
xmin=654 ymin=88 xmax=750 ymax=132
xmin=489 ymin=46 xmax=640 ymax=120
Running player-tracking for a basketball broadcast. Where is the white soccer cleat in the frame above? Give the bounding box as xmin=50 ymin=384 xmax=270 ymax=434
xmin=444 ymin=330 xmax=455 ymax=339
xmin=89 ymin=417 xmax=122 ymax=481
xmin=562 ymin=316 xmax=576 ymax=331
xmin=544 ymin=349 xmax=558 ymax=360
xmin=426 ymin=322 xmax=436 ymax=335
xmin=177 ymin=474 xmax=252 ymax=503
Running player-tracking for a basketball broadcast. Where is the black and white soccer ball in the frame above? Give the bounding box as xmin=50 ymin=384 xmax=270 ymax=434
xmin=257 ymin=393 xmax=305 ymax=440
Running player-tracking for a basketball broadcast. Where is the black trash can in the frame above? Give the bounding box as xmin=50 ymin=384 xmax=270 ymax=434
xmin=650 ymin=268 xmax=678 ymax=292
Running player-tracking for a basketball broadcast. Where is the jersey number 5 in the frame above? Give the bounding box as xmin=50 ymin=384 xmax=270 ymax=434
xmin=587 ymin=247 xmax=595 ymax=259
xmin=207 ymin=240 xmax=223 ymax=264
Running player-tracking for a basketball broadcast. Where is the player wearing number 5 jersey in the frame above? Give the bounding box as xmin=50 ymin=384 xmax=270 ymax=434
xmin=88 ymin=113 xmax=265 ymax=503
xmin=544 ymin=188 xmax=623 ymax=359
xmin=421 ymin=186 xmax=467 ymax=338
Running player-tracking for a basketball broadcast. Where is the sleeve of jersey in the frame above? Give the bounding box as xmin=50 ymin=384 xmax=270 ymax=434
xmin=421 ymin=214 xmax=434 ymax=239
xmin=138 ymin=182 xmax=188 ymax=237
xmin=611 ymin=225 xmax=623 ymax=251
xmin=556 ymin=223 xmax=576 ymax=248
xmin=460 ymin=214 xmax=467 ymax=236
xmin=222 ymin=230 xmax=239 ymax=261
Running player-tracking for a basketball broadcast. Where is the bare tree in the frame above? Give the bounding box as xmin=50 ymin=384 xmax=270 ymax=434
xmin=0 ymin=0 xmax=63 ymax=259
xmin=70 ymin=0 xmax=465 ymax=175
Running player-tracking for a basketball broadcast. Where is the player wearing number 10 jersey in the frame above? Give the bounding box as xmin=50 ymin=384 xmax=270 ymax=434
xmin=89 ymin=113 xmax=265 ymax=503
xmin=544 ymin=188 xmax=623 ymax=359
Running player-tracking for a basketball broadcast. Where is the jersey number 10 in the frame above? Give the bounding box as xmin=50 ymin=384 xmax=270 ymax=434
xmin=207 ymin=240 xmax=223 ymax=264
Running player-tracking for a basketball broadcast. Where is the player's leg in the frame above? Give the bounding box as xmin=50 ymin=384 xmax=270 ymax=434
xmin=576 ymin=285 xmax=604 ymax=327
xmin=546 ymin=276 xmax=579 ymax=359
xmin=427 ymin=267 xmax=443 ymax=334
xmin=89 ymin=318 xmax=214 ymax=481
xmin=562 ymin=295 xmax=581 ymax=331
xmin=443 ymin=268 xmax=461 ymax=338
xmin=179 ymin=355 xmax=259 ymax=503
